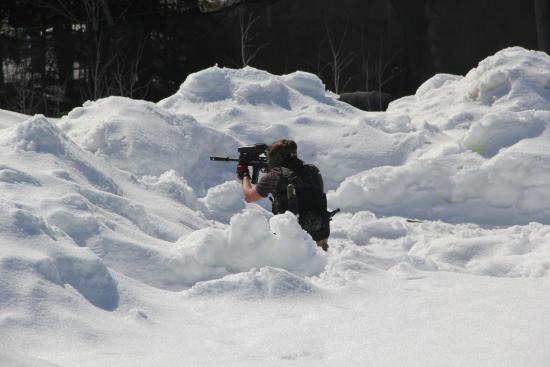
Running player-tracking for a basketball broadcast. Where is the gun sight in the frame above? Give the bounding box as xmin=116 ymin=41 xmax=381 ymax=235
xmin=210 ymin=143 xmax=268 ymax=184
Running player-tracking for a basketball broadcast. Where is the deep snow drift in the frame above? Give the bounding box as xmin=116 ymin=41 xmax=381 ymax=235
xmin=1 ymin=47 xmax=550 ymax=366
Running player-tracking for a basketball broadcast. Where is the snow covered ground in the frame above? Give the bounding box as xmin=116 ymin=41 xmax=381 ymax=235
xmin=1 ymin=47 xmax=550 ymax=366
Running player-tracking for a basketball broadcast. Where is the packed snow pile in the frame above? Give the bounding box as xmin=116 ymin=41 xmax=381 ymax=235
xmin=58 ymin=97 xmax=239 ymax=194
xmin=329 ymin=47 xmax=550 ymax=225
xmin=168 ymin=209 xmax=326 ymax=288
xmin=157 ymin=48 xmax=550 ymax=225
xmin=2 ymin=47 xmax=550 ymax=367
xmin=159 ymin=66 xmax=426 ymax=189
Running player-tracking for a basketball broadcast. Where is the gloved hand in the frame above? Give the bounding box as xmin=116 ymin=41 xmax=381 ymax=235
xmin=236 ymin=161 xmax=250 ymax=180
xmin=317 ymin=238 xmax=329 ymax=252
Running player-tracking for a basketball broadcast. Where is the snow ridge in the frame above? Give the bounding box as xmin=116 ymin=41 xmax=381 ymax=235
xmin=329 ymin=47 xmax=550 ymax=225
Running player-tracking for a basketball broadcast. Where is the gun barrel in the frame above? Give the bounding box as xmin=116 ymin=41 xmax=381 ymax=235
xmin=210 ymin=156 xmax=240 ymax=162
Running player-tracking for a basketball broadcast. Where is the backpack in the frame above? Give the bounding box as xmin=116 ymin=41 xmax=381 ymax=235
xmin=271 ymin=164 xmax=331 ymax=241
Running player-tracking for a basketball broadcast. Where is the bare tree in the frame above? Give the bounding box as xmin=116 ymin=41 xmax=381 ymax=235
xmin=31 ymin=0 xmax=113 ymax=30
xmin=111 ymin=35 xmax=151 ymax=98
xmin=4 ymin=63 xmax=43 ymax=114
xmin=30 ymin=0 xmax=145 ymax=100
xmin=238 ymin=11 xmax=268 ymax=67
xmin=373 ymin=42 xmax=402 ymax=92
xmin=324 ymin=19 xmax=355 ymax=94
xmin=360 ymin=28 xmax=370 ymax=93
xmin=360 ymin=34 xmax=404 ymax=109
xmin=315 ymin=40 xmax=329 ymax=78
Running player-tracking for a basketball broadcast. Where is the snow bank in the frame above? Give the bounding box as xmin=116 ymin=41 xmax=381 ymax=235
xmin=172 ymin=210 xmax=326 ymax=287
xmin=2 ymin=48 xmax=550 ymax=305
xmin=0 ymin=115 xmax=325 ymax=305
xmin=79 ymin=209 xmax=325 ymax=291
xmin=325 ymin=211 xmax=550 ymax=282
xmin=0 ymin=77 xmax=338 ymax=315
xmin=0 ymin=113 xmax=210 ymax=313
xmin=330 ymin=48 xmax=550 ymax=225
xmin=0 ymin=115 xmax=123 ymax=195
xmin=59 ymin=96 xmax=239 ymax=194
xmin=159 ymin=66 xmax=424 ymax=189
xmin=2 ymin=46 xmax=550 ymax=366
xmin=160 ymin=66 xmax=330 ymax=109
xmin=6 ymin=114 xmax=67 ymax=155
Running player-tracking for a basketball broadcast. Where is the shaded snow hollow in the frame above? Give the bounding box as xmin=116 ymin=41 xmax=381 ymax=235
xmin=1 ymin=47 xmax=550 ymax=366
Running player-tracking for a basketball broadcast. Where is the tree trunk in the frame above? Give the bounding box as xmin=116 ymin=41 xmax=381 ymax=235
xmin=53 ymin=25 xmax=75 ymax=106
xmin=0 ymin=36 xmax=4 ymax=88
xmin=391 ymin=0 xmax=432 ymax=94
xmin=535 ymin=0 xmax=550 ymax=54
xmin=99 ymin=0 xmax=114 ymax=26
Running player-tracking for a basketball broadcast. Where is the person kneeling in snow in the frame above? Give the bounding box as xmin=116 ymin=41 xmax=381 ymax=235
xmin=237 ymin=139 xmax=331 ymax=251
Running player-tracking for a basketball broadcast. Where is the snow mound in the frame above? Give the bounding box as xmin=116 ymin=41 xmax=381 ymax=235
xmin=464 ymin=47 xmax=550 ymax=111
xmin=6 ymin=115 xmax=66 ymax=156
xmin=59 ymin=96 xmax=239 ymax=194
xmin=161 ymin=66 xmax=330 ymax=110
xmin=330 ymin=47 xmax=550 ymax=225
xmin=198 ymin=180 xmax=246 ymax=222
xmin=171 ymin=210 xmax=326 ymax=287
xmin=187 ymin=267 xmax=316 ymax=298
xmin=388 ymin=47 xmax=550 ymax=130
xmin=0 ymin=115 xmax=122 ymax=195
xmin=159 ymin=66 xmax=422 ymax=190
xmin=70 ymin=209 xmax=322 ymax=292
xmin=281 ymin=71 xmax=332 ymax=102
xmin=0 ymin=113 xmax=211 ymax=307
xmin=179 ymin=66 xmax=233 ymax=102
xmin=2 ymin=46 xmax=550 ymax=366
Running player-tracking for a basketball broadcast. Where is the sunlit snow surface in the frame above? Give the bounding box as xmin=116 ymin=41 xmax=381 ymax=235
xmin=1 ymin=47 xmax=550 ymax=366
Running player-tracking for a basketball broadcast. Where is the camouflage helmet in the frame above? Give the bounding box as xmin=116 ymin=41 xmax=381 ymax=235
xmin=267 ymin=139 xmax=298 ymax=169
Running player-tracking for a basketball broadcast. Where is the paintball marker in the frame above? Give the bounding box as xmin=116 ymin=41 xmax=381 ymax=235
xmin=210 ymin=143 xmax=268 ymax=184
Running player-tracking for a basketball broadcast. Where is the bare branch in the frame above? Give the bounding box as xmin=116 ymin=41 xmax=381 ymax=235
xmin=239 ymin=11 xmax=268 ymax=67
xmin=324 ymin=18 xmax=355 ymax=94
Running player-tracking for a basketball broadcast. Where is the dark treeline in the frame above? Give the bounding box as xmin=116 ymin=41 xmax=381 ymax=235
xmin=0 ymin=0 xmax=546 ymax=116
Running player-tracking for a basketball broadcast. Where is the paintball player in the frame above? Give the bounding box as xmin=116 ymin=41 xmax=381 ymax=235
xmin=237 ymin=139 xmax=330 ymax=251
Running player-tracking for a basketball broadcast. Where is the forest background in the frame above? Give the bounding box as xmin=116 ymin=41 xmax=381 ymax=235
xmin=0 ymin=0 xmax=547 ymax=116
